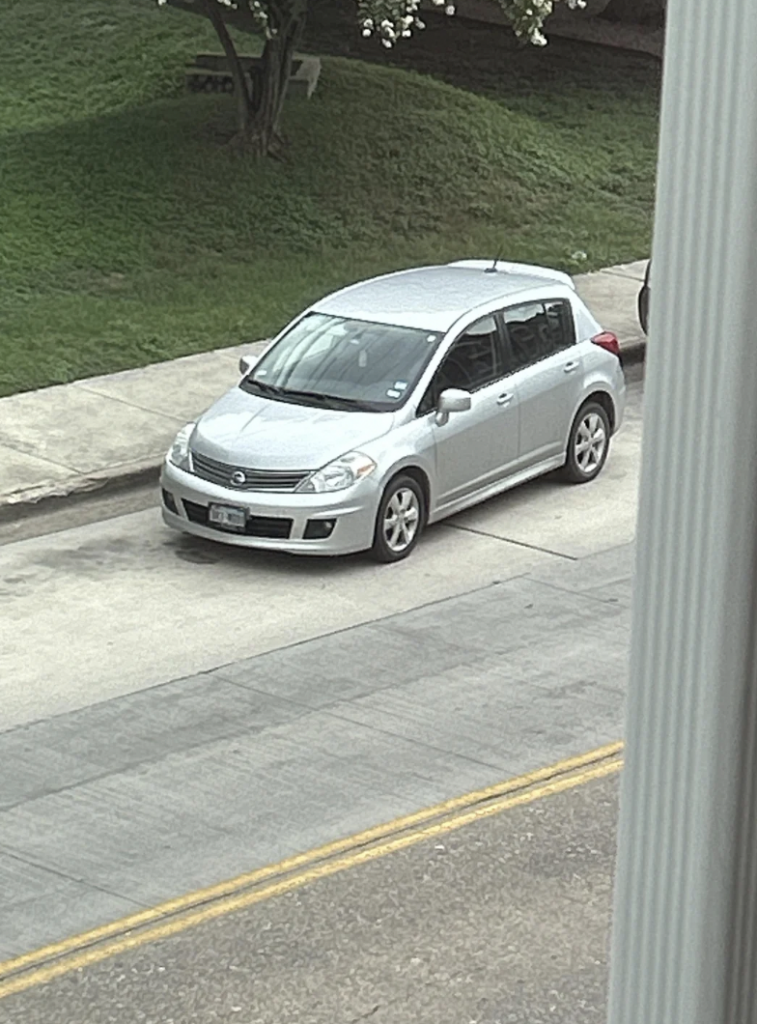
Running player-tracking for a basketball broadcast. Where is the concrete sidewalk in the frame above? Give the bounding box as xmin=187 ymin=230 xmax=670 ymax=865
xmin=0 ymin=260 xmax=647 ymax=519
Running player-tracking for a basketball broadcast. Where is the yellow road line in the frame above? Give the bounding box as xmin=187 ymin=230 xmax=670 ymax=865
xmin=0 ymin=740 xmax=621 ymax=981
xmin=0 ymin=745 xmax=622 ymax=1001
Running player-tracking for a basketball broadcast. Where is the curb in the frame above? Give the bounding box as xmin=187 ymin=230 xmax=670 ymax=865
xmin=0 ymin=341 xmax=646 ymax=527
xmin=0 ymin=459 xmax=164 ymax=525
xmin=548 ymin=21 xmax=663 ymax=59
xmin=622 ymin=340 xmax=646 ymax=366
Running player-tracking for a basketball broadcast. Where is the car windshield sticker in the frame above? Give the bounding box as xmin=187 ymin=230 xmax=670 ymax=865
xmin=394 ymin=381 xmax=408 ymax=391
xmin=386 ymin=388 xmax=401 ymax=399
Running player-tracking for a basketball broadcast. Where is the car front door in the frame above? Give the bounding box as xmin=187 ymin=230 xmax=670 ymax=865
xmin=418 ymin=313 xmax=520 ymax=513
xmin=502 ymin=299 xmax=584 ymax=466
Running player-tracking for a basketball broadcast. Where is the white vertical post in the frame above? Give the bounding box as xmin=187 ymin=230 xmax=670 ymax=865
xmin=606 ymin=0 xmax=757 ymax=1021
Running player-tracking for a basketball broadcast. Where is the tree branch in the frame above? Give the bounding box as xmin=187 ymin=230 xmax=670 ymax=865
xmin=163 ymin=0 xmax=258 ymax=35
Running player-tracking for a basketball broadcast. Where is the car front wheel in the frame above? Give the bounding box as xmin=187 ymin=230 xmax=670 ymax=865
xmin=563 ymin=402 xmax=611 ymax=483
xmin=371 ymin=475 xmax=425 ymax=563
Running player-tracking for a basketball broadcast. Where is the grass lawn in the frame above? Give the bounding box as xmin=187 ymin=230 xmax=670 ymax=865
xmin=0 ymin=0 xmax=660 ymax=397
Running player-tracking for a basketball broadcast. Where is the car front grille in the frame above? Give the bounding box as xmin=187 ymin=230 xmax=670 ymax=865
xmin=182 ymin=499 xmax=293 ymax=539
xmin=190 ymin=450 xmax=309 ymax=492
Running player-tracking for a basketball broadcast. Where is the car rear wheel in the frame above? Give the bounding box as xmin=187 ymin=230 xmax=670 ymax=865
xmin=563 ymin=402 xmax=611 ymax=483
xmin=638 ymin=260 xmax=651 ymax=335
xmin=638 ymin=286 xmax=650 ymax=335
xmin=371 ymin=475 xmax=425 ymax=563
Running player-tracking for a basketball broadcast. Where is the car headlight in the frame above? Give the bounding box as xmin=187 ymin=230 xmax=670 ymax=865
xmin=296 ymin=452 xmax=376 ymax=493
xmin=168 ymin=422 xmax=195 ymax=471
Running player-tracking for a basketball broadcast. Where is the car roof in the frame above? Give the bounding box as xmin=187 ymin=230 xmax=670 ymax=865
xmin=311 ymin=261 xmax=576 ymax=334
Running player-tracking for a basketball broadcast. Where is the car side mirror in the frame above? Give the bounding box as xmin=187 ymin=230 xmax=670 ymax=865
xmin=435 ymin=388 xmax=472 ymax=426
xmin=239 ymin=354 xmax=258 ymax=377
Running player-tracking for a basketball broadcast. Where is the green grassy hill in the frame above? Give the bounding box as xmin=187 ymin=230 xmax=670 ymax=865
xmin=0 ymin=0 xmax=660 ymax=396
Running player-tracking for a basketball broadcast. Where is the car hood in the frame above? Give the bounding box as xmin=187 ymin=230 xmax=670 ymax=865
xmin=191 ymin=387 xmax=395 ymax=470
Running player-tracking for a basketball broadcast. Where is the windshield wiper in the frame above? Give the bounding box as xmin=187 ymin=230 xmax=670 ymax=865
xmin=243 ymin=380 xmax=375 ymax=411
xmin=276 ymin=389 xmax=375 ymax=411
xmin=242 ymin=378 xmax=286 ymax=398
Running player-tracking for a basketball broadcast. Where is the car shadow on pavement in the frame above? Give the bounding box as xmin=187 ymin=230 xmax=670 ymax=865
xmin=168 ymin=532 xmax=370 ymax=575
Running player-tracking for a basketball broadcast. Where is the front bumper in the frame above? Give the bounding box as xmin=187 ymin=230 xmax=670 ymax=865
xmin=160 ymin=460 xmax=380 ymax=556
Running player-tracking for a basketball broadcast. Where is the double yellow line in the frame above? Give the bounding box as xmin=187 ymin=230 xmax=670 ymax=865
xmin=0 ymin=741 xmax=623 ymax=1001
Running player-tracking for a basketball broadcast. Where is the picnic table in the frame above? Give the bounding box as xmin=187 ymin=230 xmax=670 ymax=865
xmin=185 ymin=53 xmax=321 ymax=99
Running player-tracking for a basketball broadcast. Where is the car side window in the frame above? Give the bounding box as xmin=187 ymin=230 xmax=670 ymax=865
xmin=417 ymin=315 xmax=502 ymax=415
xmin=503 ymin=299 xmax=576 ymax=372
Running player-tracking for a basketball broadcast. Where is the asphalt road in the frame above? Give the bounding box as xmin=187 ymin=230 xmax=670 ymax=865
xmin=0 ymin=769 xmax=621 ymax=1024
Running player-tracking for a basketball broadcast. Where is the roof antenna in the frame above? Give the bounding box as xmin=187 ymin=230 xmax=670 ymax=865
xmin=485 ymin=248 xmax=503 ymax=273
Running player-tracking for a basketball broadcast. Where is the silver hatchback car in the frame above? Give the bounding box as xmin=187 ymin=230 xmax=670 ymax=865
xmin=161 ymin=260 xmax=625 ymax=561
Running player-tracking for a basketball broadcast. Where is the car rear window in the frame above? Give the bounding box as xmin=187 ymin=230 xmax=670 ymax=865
xmin=504 ymin=300 xmax=576 ymax=370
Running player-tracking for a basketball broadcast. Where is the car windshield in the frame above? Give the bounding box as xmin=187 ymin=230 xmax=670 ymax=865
xmin=240 ymin=313 xmax=442 ymax=411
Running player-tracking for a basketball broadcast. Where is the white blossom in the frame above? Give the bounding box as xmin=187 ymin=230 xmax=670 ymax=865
xmin=156 ymin=0 xmax=581 ymax=56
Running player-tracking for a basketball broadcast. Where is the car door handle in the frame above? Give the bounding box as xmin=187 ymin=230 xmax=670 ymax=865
xmin=563 ymin=360 xmax=579 ymax=373
xmin=496 ymin=392 xmax=514 ymax=406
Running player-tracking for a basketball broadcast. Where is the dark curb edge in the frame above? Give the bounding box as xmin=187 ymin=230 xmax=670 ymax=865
xmin=622 ymin=340 xmax=646 ymax=366
xmin=0 ymin=460 xmax=163 ymax=526
xmin=0 ymin=341 xmax=646 ymax=527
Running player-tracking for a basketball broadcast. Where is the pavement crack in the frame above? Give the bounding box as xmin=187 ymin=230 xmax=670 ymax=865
xmin=0 ymin=842 xmax=150 ymax=910
xmin=442 ymin=522 xmax=578 ymax=561
xmin=0 ymin=714 xmax=312 ymax=814
xmin=73 ymin=383 xmax=186 ymax=422
xmin=525 ymin=576 xmax=632 ymax=607
xmin=319 ymin=705 xmax=509 ymax=775
xmin=347 ymin=1005 xmax=381 ymax=1023
xmin=212 ymin=574 xmax=521 ymax=685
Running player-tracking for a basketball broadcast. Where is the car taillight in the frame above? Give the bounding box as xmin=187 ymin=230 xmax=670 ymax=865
xmin=592 ymin=331 xmax=621 ymax=358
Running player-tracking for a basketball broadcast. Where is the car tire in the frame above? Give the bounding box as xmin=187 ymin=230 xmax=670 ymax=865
xmin=638 ymin=283 xmax=650 ymax=335
xmin=638 ymin=261 xmax=650 ymax=335
xmin=563 ymin=402 xmax=611 ymax=484
xmin=371 ymin=474 xmax=425 ymax=563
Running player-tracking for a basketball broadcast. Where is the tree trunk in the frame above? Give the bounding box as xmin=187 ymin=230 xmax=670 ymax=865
xmin=201 ymin=0 xmax=254 ymax=139
xmin=245 ymin=17 xmax=305 ymax=158
xmin=196 ymin=0 xmax=305 ymax=158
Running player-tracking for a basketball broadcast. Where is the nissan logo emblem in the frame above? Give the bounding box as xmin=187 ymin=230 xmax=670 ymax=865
xmin=231 ymin=470 xmax=246 ymax=486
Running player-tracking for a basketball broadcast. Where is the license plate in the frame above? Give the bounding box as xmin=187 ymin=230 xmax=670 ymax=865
xmin=208 ymin=504 xmax=247 ymax=531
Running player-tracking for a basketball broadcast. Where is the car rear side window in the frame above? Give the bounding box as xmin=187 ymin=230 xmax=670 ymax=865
xmin=504 ymin=299 xmax=576 ymax=371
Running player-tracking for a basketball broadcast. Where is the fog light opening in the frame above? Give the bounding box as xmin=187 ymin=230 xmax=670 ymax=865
xmin=304 ymin=518 xmax=336 ymax=540
xmin=162 ymin=488 xmax=179 ymax=515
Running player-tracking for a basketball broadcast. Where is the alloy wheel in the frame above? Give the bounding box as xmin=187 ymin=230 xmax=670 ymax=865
xmin=574 ymin=412 xmax=607 ymax=475
xmin=382 ymin=487 xmax=421 ymax=553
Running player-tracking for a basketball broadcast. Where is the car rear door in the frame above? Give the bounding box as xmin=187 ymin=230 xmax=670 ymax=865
xmin=501 ymin=299 xmax=583 ymax=466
